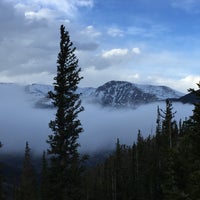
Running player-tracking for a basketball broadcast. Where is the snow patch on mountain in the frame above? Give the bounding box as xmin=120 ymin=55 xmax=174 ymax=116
xmin=134 ymin=84 xmax=184 ymax=100
xmin=93 ymin=81 xmax=157 ymax=108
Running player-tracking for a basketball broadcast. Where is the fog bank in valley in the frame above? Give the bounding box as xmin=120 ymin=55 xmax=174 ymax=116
xmin=79 ymin=101 xmax=193 ymax=153
xmin=0 ymin=85 xmax=194 ymax=154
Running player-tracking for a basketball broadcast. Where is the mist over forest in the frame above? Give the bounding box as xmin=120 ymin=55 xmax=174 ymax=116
xmin=0 ymin=85 xmax=193 ymax=154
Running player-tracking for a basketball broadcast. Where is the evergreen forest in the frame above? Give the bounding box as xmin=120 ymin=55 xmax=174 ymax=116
xmin=0 ymin=25 xmax=200 ymax=200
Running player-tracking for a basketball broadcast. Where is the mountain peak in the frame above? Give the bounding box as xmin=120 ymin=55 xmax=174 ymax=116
xmin=94 ymin=82 xmax=156 ymax=107
xmin=87 ymin=80 xmax=183 ymax=108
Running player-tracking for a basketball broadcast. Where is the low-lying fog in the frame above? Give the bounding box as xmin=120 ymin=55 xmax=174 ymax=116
xmin=0 ymin=84 xmax=194 ymax=154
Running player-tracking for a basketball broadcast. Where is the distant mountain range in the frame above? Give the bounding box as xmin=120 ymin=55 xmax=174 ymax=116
xmin=22 ymin=80 xmax=197 ymax=109
xmin=0 ymin=81 xmax=197 ymax=109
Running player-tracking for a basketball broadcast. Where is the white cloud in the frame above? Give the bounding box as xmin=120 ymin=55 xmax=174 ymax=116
xmin=0 ymin=0 xmax=198 ymax=93
xmin=180 ymin=75 xmax=200 ymax=89
xmin=81 ymin=64 xmax=142 ymax=88
xmin=127 ymin=26 xmax=146 ymax=36
xmin=6 ymin=0 xmax=94 ymax=21
xmin=75 ymin=0 xmax=93 ymax=7
xmin=107 ymin=27 xmax=124 ymax=37
xmin=102 ymin=48 xmax=129 ymax=58
xmin=171 ymin=0 xmax=200 ymax=13
xmin=107 ymin=24 xmax=169 ymax=38
xmin=0 ymin=71 xmax=54 ymax=85
xmin=126 ymin=24 xmax=170 ymax=38
xmin=24 ymin=8 xmax=55 ymax=21
xmin=145 ymin=74 xmax=200 ymax=93
xmin=126 ymin=73 xmax=140 ymax=82
xmin=0 ymin=0 xmax=98 ymax=84
xmin=88 ymin=47 xmax=142 ymax=70
xmin=132 ymin=47 xmax=141 ymax=54
xmin=81 ymin=25 xmax=101 ymax=38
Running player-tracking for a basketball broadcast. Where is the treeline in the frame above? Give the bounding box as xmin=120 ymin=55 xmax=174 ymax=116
xmin=83 ymin=95 xmax=200 ymax=200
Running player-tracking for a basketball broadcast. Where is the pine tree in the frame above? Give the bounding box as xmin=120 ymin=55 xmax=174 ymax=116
xmin=130 ymin=143 xmax=137 ymax=199
xmin=135 ymin=130 xmax=147 ymax=200
xmin=153 ymin=106 xmax=163 ymax=200
xmin=156 ymin=106 xmax=162 ymax=136
xmin=185 ymin=82 xmax=200 ymax=199
xmin=0 ymin=142 xmax=4 ymax=200
xmin=160 ymin=99 xmax=176 ymax=149
xmin=159 ymin=100 xmax=187 ymax=199
xmin=16 ymin=142 xmax=37 ymax=200
xmin=114 ymin=138 xmax=122 ymax=200
xmin=40 ymin=151 xmax=49 ymax=200
xmin=189 ymin=82 xmax=200 ymax=130
xmin=47 ymin=24 xmax=84 ymax=200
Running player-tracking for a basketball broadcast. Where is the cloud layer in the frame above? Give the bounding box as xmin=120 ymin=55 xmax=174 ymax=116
xmin=0 ymin=84 xmax=194 ymax=154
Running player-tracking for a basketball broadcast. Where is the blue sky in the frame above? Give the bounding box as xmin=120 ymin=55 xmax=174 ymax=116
xmin=0 ymin=0 xmax=200 ymax=92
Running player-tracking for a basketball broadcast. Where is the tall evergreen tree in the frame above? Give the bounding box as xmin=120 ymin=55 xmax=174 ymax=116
xmin=114 ymin=138 xmax=122 ymax=200
xmin=0 ymin=142 xmax=4 ymax=200
xmin=185 ymin=82 xmax=200 ymax=199
xmin=156 ymin=106 xmax=162 ymax=136
xmin=153 ymin=106 xmax=164 ymax=200
xmin=16 ymin=142 xmax=37 ymax=200
xmin=135 ymin=130 xmax=147 ymax=200
xmin=189 ymin=82 xmax=200 ymax=129
xmin=47 ymin=24 xmax=84 ymax=200
xmin=160 ymin=99 xmax=176 ymax=149
xmin=159 ymin=100 xmax=186 ymax=199
xmin=40 ymin=151 xmax=49 ymax=200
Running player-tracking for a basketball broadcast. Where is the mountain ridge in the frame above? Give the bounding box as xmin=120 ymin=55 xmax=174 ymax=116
xmin=0 ymin=81 xmax=190 ymax=109
xmin=22 ymin=80 xmax=185 ymax=108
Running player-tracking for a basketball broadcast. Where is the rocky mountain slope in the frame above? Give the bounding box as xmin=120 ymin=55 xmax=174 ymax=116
xmin=89 ymin=81 xmax=183 ymax=107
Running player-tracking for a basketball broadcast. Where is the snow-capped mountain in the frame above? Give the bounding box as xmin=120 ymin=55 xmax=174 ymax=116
xmin=24 ymin=80 xmax=184 ymax=108
xmin=92 ymin=81 xmax=157 ymax=107
xmin=90 ymin=81 xmax=184 ymax=108
xmin=135 ymin=83 xmax=183 ymax=100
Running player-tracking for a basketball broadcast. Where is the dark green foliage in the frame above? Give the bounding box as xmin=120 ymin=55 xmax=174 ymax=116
xmin=182 ymin=82 xmax=200 ymax=199
xmin=160 ymin=99 xmax=177 ymax=149
xmin=161 ymin=149 xmax=182 ymax=200
xmin=0 ymin=142 xmax=5 ymax=200
xmin=47 ymin=24 xmax=84 ymax=200
xmin=40 ymin=151 xmax=49 ymax=200
xmin=189 ymin=82 xmax=200 ymax=127
xmin=82 ymin=95 xmax=200 ymax=200
xmin=16 ymin=142 xmax=37 ymax=200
